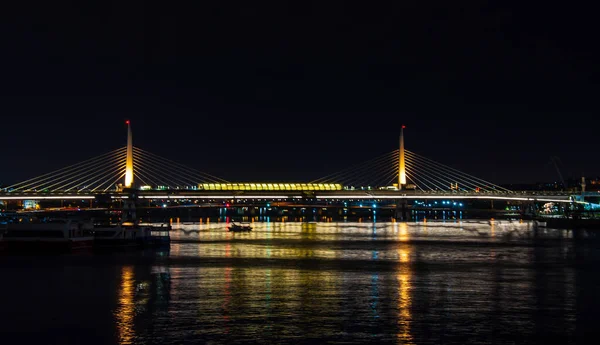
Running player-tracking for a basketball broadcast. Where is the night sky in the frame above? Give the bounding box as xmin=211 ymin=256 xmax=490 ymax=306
xmin=1 ymin=2 xmax=598 ymax=186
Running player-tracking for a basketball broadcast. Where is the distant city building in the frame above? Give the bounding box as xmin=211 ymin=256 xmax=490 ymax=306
xmin=502 ymin=176 xmax=600 ymax=191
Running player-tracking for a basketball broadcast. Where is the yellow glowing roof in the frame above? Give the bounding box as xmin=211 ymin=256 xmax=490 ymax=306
xmin=200 ymin=183 xmax=342 ymax=191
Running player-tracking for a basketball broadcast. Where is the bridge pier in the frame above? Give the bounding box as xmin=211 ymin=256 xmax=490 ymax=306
xmin=394 ymin=199 xmax=409 ymax=221
xmin=520 ymin=200 xmax=538 ymax=219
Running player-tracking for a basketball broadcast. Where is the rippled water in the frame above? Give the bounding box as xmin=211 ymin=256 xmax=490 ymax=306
xmin=2 ymin=220 xmax=600 ymax=344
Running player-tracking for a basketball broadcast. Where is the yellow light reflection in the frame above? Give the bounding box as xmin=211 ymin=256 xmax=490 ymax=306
xmin=398 ymin=222 xmax=409 ymax=242
xmin=396 ymin=242 xmax=414 ymax=344
xmin=398 ymin=248 xmax=410 ymax=263
xmin=397 ymin=270 xmax=414 ymax=344
xmin=116 ymin=266 xmax=135 ymax=345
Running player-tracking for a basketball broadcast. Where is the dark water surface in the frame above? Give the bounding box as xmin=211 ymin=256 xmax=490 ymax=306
xmin=2 ymin=220 xmax=600 ymax=344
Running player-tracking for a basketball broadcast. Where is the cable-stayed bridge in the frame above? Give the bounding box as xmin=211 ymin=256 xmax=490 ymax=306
xmin=0 ymin=123 xmax=577 ymax=204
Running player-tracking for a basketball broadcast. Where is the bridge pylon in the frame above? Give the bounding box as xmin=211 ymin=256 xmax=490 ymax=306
xmin=398 ymin=125 xmax=406 ymax=190
xmin=124 ymin=120 xmax=134 ymax=188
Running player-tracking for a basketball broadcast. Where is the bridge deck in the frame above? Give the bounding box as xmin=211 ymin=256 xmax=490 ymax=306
xmin=0 ymin=190 xmax=583 ymax=202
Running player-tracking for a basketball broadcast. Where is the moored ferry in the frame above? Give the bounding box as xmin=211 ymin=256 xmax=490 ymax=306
xmin=93 ymin=221 xmax=171 ymax=248
xmin=0 ymin=219 xmax=94 ymax=253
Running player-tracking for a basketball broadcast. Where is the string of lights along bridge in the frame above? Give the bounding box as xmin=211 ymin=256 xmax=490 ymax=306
xmin=0 ymin=122 xmax=573 ymax=203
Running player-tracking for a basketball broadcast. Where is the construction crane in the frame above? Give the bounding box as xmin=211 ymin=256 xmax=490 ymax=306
xmin=549 ymin=156 xmax=566 ymax=190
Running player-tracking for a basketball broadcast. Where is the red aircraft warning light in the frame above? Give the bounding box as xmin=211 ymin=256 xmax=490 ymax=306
xmin=402 ymin=125 xmax=406 ymax=129
xmin=125 ymin=120 xmax=130 ymax=125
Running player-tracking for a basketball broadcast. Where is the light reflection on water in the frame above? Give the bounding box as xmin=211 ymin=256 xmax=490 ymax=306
xmin=116 ymin=266 xmax=135 ymax=345
xmin=1 ymin=220 xmax=600 ymax=344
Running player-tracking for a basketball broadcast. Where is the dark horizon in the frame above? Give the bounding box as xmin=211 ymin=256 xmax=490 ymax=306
xmin=1 ymin=2 xmax=598 ymax=186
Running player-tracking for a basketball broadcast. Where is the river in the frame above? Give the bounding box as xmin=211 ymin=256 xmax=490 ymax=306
xmin=1 ymin=220 xmax=600 ymax=344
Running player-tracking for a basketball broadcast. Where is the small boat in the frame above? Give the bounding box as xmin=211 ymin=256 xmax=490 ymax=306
xmin=228 ymin=222 xmax=252 ymax=232
xmin=0 ymin=218 xmax=94 ymax=253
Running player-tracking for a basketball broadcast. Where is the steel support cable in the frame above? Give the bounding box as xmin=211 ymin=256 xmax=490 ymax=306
xmin=309 ymin=151 xmax=396 ymax=184
xmin=62 ymin=161 xmax=127 ymax=191
xmin=406 ymin=152 xmax=487 ymax=190
xmin=405 ymin=155 xmax=468 ymax=191
xmin=135 ymin=168 xmax=172 ymax=189
xmin=40 ymin=152 xmax=126 ymax=191
xmin=22 ymin=151 xmax=125 ymax=191
xmin=134 ymin=157 xmax=197 ymax=189
xmin=405 ymin=167 xmax=440 ymax=191
xmin=8 ymin=148 xmax=126 ymax=191
xmin=133 ymin=147 xmax=229 ymax=183
xmin=130 ymin=162 xmax=172 ymax=188
xmin=406 ymin=152 xmax=497 ymax=192
xmin=133 ymin=150 xmax=214 ymax=185
xmin=330 ymin=151 xmax=398 ymax=185
xmin=406 ymin=151 xmax=495 ymax=191
xmin=311 ymin=152 xmax=397 ymax=185
xmin=28 ymin=152 xmax=127 ymax=192
xmin=133 ymin=174 xmax=150 ymax=188
xmin=102 ymin=172 xmax=126 ymax=192
xmin=405 ymin=160 xmax=448 ymax=190
xmin=92 ymin=168 xmax=127 ymax=192
xmin=81 ymin=165 xmax=126 ymax=192
xmin=405 ymin=150 xmax=511 ymax=192
xmin=407 ymin=163 xmax=454 ymax=191
xmin=132 ymin=151 xmax=216 ymax=185
xmin=134 ymin=147 xmax=229 ymax=183
xmin=376 ymin=167 xmax=400 ymax=187
xmin=317 ymin=152 xmax=397 ymax=186
xmin=368 ymin=160 xmax=400 ymax=187
xmin=337 ymin=155 xmax=398 ymax=187
xmin=53 ymin=154 xmax=126 ymax=191
xmin=99 ymin=170 xmax=127 ymax=192
xmin=133 ymin=170 xmax=159 ymax=189
xmin=405 ymin=170 xmax=433 ymax=191
xmin=133 ymin=149 xmax=213 ymax=184
xmin=405 ymin=170 xmax=437 ymax=191
xmin=405 ymin=159 xmax=450 ymax=190
xmin=133 ymin=155 xmax=193 ymax=187
xmin=354 ymin=159 xmax=398 ymax=187
xmin=404 ymin=171 xmax=425 ymax=191
xmin=310 ymin=150 xmax=398 ymax=183
xmin=338 ymin=159 xmax=395 ymax=187
xmin=134 ymin=169 xmax=168 ymax=189
xmin=132 ymin=150 xmax=223 ymax=185
xmin=73 ymin=163 xmax=126 ymax=192
xmin=404 ymin=170 xmax=424 ymax=191
xmin=6 ymin=146 xmax=125 ymax=189
xmin=133 ymin=156 xmax=197 ymax=188
xmin=135 ymin=162 xmax=183 ymax=189
xmin=132 ymin=161 xmax=184 ymax=189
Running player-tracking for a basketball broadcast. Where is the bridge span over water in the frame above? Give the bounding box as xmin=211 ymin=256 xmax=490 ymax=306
xmin=0 ymin=189 xmax=576 ymax=203
xmin=1 ymin=122 xmax=592 ymax=206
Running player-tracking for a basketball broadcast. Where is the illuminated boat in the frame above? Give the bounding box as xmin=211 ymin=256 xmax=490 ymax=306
xmin=0 ymin=219 xmax=94 ymax=252
xmin=228 ymin=222 xmax=252 ymax=232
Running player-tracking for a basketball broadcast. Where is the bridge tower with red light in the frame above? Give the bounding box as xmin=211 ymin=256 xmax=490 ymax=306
xmin=124 ymin=120 xmax=134 ymax=188
xmin=398 ymin=125 xmax=406 ymax=190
